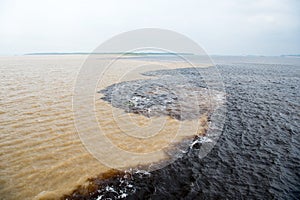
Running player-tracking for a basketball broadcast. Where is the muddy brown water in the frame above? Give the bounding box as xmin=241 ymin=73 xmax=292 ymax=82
xmin=0 ymin=55 xmax=213 ymax=200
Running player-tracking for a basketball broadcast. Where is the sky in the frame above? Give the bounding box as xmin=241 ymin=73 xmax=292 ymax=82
xmin=0 ymin=0 xmax=299 ymax=56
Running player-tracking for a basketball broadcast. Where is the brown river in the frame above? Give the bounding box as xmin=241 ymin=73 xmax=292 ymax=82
xmin=0 ymin=55 xmax=211 ymax=200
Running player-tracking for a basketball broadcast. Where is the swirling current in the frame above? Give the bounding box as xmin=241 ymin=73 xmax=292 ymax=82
xmin=65 ymin=58 xmax=300 ymax=199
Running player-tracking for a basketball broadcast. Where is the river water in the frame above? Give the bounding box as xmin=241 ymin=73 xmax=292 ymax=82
xmin=0 ymin=55 xmax=213 ymax=199
xmin=64 ymin=56 xmax=300 ymax=200
xmin=1 ymin=55 xmax=299 ymax=199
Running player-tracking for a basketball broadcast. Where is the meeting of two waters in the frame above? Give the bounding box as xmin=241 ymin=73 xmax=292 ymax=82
xmin=0 ymin=55 xmax=299 ymax=199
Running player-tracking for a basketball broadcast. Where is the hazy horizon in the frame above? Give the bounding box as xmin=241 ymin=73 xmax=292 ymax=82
xmin=13 ymin=52 xmax=300 ymax=57
xmin=0 ymin=0 xmax=299 ymax=56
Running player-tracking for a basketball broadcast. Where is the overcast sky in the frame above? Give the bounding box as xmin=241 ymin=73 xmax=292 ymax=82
xmin=0 ymin=0 xmax=299 ymax=56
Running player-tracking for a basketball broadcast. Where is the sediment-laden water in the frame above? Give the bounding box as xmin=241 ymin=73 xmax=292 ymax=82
xmin=1 ymin=55 xmax=299 ymax=199
xmin=0 ymin=55 xmax=214 ymax=199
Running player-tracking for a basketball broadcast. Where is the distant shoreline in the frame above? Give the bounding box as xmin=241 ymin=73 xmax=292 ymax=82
xmin=24 ymin=52 xmax=194 ymax=56
xmin=22 ymin=53 xmax=300 ymax=58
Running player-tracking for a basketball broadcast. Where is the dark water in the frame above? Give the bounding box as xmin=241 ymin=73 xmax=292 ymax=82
xmin=99 ymin=67 xmax=223 ymax=121
xmin=64 ymin=58 xmax=300 ymax=200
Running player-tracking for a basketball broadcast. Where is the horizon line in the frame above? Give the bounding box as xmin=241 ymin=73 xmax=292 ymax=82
xmin=0 ymin=52 xmax=299 ymax=57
